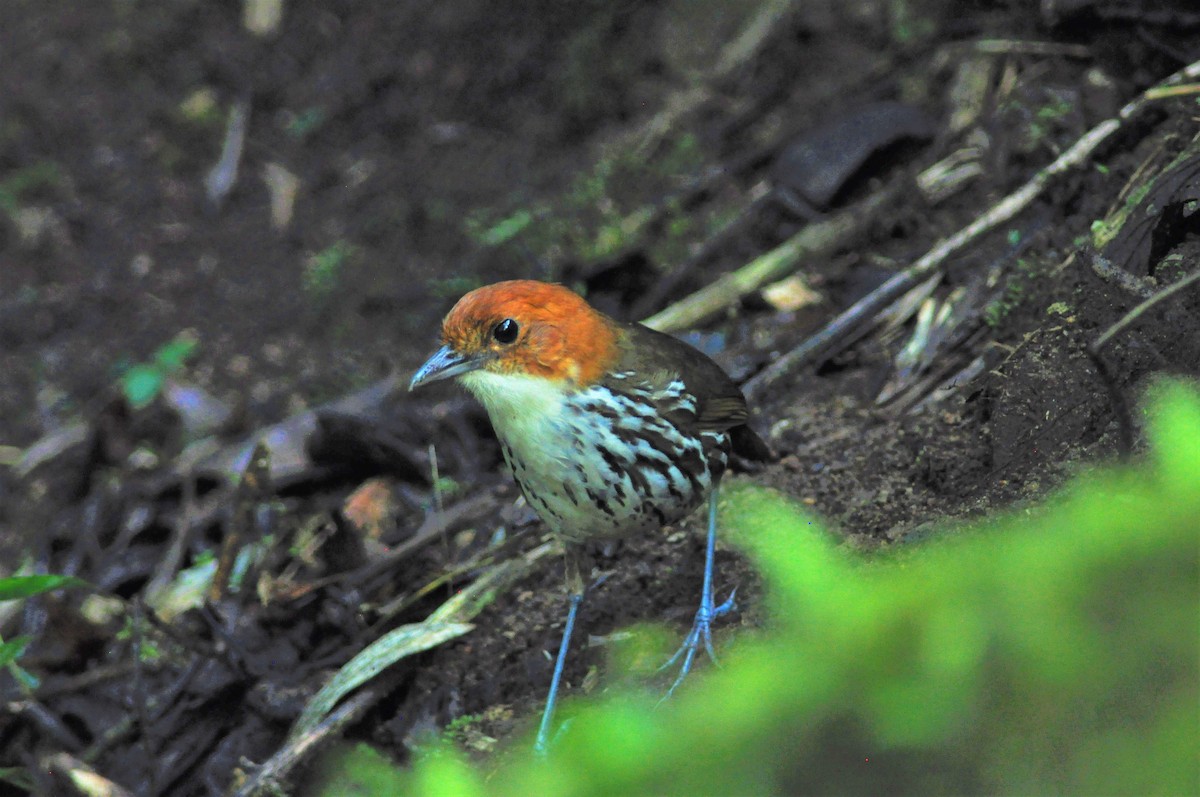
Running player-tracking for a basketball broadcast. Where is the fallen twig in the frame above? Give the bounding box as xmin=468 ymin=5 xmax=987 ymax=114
xmin=9 ymin=698 xmax=84 ymax=752
xmin=1090 ymin=261 xmax=1200 ymax=459
xmin=742 ymin=57 xmax=1200 ymax=400
xmin=42 ymin=753 xmax=136 ymax=797
xmin=325 ymin=490 xmax=497 ymax=590
xmin=291 ymin=542 xmax=555 ymax=741
xmin=1092 ymin=268 xmax=1200 ymax=354
xmin=1091 ymin=253 xmax=1155 ymax=299
xmin=227 ymin=543 xmax=557 ymax=797
xmin=642 ymin=182 xmax=901 ymax=333
xmin=229 ymin=667 xmax=405 ymax=797
xmin=970 ymin=39 xmax=1093 ymax=58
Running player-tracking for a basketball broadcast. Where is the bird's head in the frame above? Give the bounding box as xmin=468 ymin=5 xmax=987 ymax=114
xmin=409 ymin=280 xmax=620 ymax=394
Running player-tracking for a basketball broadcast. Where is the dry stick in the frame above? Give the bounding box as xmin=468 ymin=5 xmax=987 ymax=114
xmin=32 ymin=661 xmax=139 ymax=700
xmin=1086 ymin=265 xmax=1200 ymax=459
xmin=42 ymin=752 xmax=137 ymax=797
xmin=642 ymin=182 xmax=902 ymax=333
xmin=143 ymin=475 xmax=199 ymax=604
xmin=327 ymin=490 xmax=496 ymax=588
xmin=1144 ymin=83 xmax=1200 ymax=100
xmin=229 ymin=669 xmax=404 ymax=797
xmin=629 ymin=190 xmax=772 ymax=321
xmin=741 ymin=56 xmax=1200 ymax=401
xmin=971 ymin=39 xmax=1093 ymax=58
xmin=1091 ymin=253 xmax=1156 ymax=299
xmin=631 ymin=55 xmax=904 ymax=322
xmin=632 ymin=0 xmax=796 ymax=157
xmin=1092 ymin=268 xmax=1200 ymax=353
xmin=9 ymin=699 xmax=84 ymax=752
xmin=78 ymin=658 xmax=203 ymax=764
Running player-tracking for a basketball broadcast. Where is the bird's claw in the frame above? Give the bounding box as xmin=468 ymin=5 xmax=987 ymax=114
xmin=714 ymin=586 xmax=738 ymax=617
xmin=659 ymin=587 xmax=737 ymax=702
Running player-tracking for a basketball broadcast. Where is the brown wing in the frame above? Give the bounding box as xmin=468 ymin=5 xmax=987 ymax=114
xmin=614 ymin=323 xmax=772 ymax=461
xmin=696 ymin=396 xmax=748 ymax=431
xmin=613 ymin=323 xmax=748 ymax=431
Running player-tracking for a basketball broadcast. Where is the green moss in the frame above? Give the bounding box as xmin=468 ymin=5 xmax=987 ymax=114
xmin=1045 ymin=301 xmax=1072 ymax=316
xmin=1092 ymin=167 xmax=1164 ymax=250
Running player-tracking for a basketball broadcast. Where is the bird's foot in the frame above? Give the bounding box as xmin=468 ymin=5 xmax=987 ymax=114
xmin=659 ymin=587 xmax=737 ymax=702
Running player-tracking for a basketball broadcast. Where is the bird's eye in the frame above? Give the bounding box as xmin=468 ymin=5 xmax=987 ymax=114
xmin=492 ymin=318 xmax=519 ymax=344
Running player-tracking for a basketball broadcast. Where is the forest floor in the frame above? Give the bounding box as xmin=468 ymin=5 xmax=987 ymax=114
xmin=1 ymin=1 xmax=1198 ymax=794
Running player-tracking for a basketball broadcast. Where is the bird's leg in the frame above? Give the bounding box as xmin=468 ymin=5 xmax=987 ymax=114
xmin=661 ymin=486 xmax=736 ymax=699
xmin=534 ymin=545 xmax=585 ymax=754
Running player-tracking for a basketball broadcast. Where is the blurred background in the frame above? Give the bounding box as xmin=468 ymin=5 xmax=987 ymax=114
xmin=1 ymin=1 xmax=1198 ymax=793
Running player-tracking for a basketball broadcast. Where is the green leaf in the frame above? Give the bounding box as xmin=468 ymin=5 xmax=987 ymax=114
xmin=121 ymin=363 xmax=164 ymax=408
xmin=292 ymin=551 xmax=551 ymax=740
xmin=291 ymin=621 xmax=473 ymax=739
xmin=476 ymin=210 xmax=533 ymax=247
xmin=0 ymin=636 xmax=32 ymax=667
xmin=9 ymin=662 xmax=39 ymax=691
xmin=0 ymin=574 xmax=88 ymax=602
xmin=153 ymin=333 xmax=199 ymax=371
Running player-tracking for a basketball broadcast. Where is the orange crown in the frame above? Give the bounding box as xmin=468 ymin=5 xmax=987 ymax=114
xmin=441 ymin=280 xmax=620 ymax=386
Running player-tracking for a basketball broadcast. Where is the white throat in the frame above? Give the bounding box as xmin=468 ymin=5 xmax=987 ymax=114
xmin=458 ymin=370 xmax=570 ymax=439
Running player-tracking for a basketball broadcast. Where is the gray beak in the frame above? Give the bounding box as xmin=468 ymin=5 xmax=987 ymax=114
xmin=409 ymin=344 xmax=481 ymax=391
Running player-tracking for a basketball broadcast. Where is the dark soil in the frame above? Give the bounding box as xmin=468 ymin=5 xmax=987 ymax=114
xmin=2 ymin=1 xmax=1199 ymax=794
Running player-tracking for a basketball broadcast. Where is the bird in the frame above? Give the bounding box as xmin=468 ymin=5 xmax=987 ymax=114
xmin=409 ymin=279 xmax=768 ymax=751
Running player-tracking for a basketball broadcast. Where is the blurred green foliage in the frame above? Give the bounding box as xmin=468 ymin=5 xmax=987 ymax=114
xmin=118 ymin=330 xmax=199 ymax=409
xmin=397 ymin=379 xmax=1199 ymax=795
xmin=284 ymin=107 xmax=328 ymax=140
xmin=303 ymin=742 xmax=407 ymax=796
xmin=0 ymin=574 xmax=88 ymax=691
xmin=303 ymin=241 xmax=354 ymax=300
